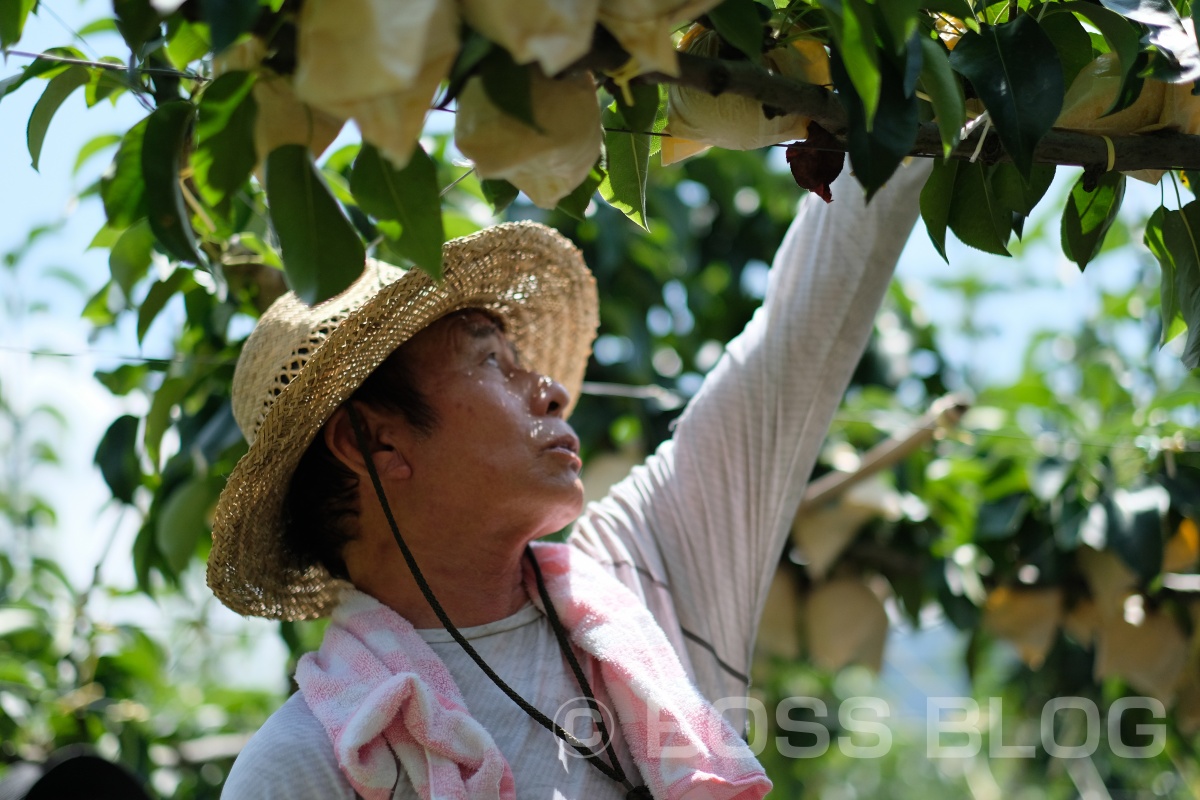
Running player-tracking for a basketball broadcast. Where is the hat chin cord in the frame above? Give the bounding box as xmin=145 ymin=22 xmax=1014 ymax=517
xmin=346 ymin=404 xmax=650 ymax=799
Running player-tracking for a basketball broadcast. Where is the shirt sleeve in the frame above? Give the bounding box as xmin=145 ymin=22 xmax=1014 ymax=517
xmin=221 ymin=694 xmax=357 ymax=800
xmin=571 ymin=161 xmax=931 ymax=695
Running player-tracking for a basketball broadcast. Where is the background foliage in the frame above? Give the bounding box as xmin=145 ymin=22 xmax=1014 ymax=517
xmin=1 ymin=0 xmax=1199 ymax=796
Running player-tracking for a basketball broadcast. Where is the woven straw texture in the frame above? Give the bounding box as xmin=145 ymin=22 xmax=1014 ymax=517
xmin=208 ymin=222 xmax=598 ymax=620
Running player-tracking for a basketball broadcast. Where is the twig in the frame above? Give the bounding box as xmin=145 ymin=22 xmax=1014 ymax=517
xmin=798 ymin=394 xmax=970 ymax=513
xmin=4 ymin=49 xmax=206 ymax=82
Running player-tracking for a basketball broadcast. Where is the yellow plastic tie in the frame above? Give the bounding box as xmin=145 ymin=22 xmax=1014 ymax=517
xmin=1101 ymin=135 xmax=1116 ymax=172
xmin=605 ymin=56 xmax=641 ymax=107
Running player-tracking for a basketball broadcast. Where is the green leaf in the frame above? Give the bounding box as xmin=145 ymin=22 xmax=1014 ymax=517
xmin=0 ymin=46 xmax=87 ymax=105
xmin=113 ymin=0 xmax=160 ymax=53
xmin=1055 ymin=3 xmax=1143 ymax=114
xmin=142 ymin=100 xmax=205 ymax=264
xmin=917 ymin=37 xmax=964 ymax=158
xmin=72 ymin=132 xmax=122 ymax=175
xmin=555 ymin=162 xmax=605 ymax=221
xmin=1098 ymin=0 xmax=1200 ymax=82
xmin=479 ymin=47 xmax=540 ymax=131
xmin=0 ymin=0 xmax=37 ymax=49
xmin=920 ymin=158 xmax=957 ymax=261
xmin=95 ymin=415 xmax=142 ymax=505
xmin=156 ymin=475 xmax=220 ymax=574
xmin=193 ymin=71 xmax=257 ymax=204
xmin=26 ymin=66 xmax=89 ymax=171
xmin=1039 ymin=8 xmax=1095 ymax=90
xmin=101 ymin=117 xmax=150 ymax=229
xmin=137 ymin=268 xmax=189 ymax=343
xmin=144 ymin=374 xmax=191 ymax=469
xmin=821 ymin=0 xmax=881 ymax=127
xmin=442 ymin=31 xmax=493 ymax=106
xmin=976 ymin=494 xmax=1028 ymax=540
xmin=350 ymin=143 xmax=445 ymax=279
xmin=1105 ymin=486 xmax=1168 ymax=584
xmin=166 ymin=19 xmax=212 ymax=70
xmin=991 ymin=162 xmax=1055 ymax=217
xmin=199 ymin=0 xmax=259 ymax=53
xmin=598 ymin=84 xmax=659 ymax=230
xmin=707 ymin=0 xmax=766 ymax=62
xmin=876 ymin=0 xmax=922 ymax=55
xmin=266 ymin=144 xmax=366 ymax=305
xmin=481 ymin=178 xmax=519 ymax=215
xmin=1061 ymin=170 xmax=1125 ymax=271
xmin=949 ymin=14 xmax=1063 ymax=177
xmin=1144 ymin=202 xmax=1200 ymax=366
xmin=948 ymin=160 xmax=1011 ymax=256
xmin=830 ymin=46 xmax=917 ymax=198
xmin=84 ymin=62 xmax=127 ymax=107
xmin=109 ymin=219 xmax=155 ymax=297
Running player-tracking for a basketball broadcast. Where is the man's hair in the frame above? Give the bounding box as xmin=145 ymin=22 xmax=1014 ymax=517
xmin=282 ymin=344 xmax=438 ymax=580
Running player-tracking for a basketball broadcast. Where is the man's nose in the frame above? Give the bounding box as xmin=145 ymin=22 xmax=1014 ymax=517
xmin=531 ymin=373 xmax=571 ymax=417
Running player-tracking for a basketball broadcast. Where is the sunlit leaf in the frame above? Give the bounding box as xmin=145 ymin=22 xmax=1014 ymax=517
xmin=101 ymin=117 xmax=149 ymax=229
xmin=598 ymin=84 xmax=658 ymax=230
xmin=350 ymin=143 xmax=445 ymax=278
xmin=950 ymin=14 xmax=1063 ymax=176
xmin=1061 ymin=170 xmax=1126 ymax=271
xmin=821 ymin=0 xmax=881 ymax=127
xmin=266 ymin=144 xmax=366 ymax=304
xmin=26 ymin=66 xmax=89 ymax=171
xmin=193 ymin=71 xmax=257 ymax=204
xmin=917 ymin=36 xmax=964 ymax=158
xmin=72 ymin=132 xmax=122 ymax=176
xmin=109 ymin=219 xmax=156 ymax=297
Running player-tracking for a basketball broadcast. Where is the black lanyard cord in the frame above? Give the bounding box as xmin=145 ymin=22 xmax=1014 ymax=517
xmin=346 ymin=405 xmax=650 ymax=798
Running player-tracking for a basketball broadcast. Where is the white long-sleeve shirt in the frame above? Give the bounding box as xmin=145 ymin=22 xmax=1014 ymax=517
xmin=221 ymin=162 xmax=929 ymax=799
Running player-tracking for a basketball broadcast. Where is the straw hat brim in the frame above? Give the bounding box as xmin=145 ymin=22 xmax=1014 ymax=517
xmin=208 ymin=222 xmax=598 ymax=620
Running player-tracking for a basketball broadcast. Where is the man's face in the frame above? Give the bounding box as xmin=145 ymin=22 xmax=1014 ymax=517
xmin=393 ymin=310 xmax=585 ymax=542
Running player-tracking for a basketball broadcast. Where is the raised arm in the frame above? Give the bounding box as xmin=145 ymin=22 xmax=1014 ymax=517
xmin=571 ymin=161 xmax=931 ymax=699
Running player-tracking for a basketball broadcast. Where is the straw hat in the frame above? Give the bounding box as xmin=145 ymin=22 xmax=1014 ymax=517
xmin=208 ymin=221 xmax=598 ymax=620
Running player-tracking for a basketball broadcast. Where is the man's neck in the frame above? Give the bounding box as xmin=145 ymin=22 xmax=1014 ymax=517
xmin=343 ymin=518 xmax=534 ymax=629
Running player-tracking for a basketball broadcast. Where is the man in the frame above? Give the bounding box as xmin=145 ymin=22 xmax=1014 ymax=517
xmin=213 ymin=163 xmax=928 ymax=798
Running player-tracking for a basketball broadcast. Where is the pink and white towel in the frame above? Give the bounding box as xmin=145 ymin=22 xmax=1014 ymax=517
xmin=296 ymin=542 xmax=771 ymax=800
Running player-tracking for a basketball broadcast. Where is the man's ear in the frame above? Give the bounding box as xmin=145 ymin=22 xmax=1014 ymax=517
xmin=323 ymin=405 xmax=413 ymax=481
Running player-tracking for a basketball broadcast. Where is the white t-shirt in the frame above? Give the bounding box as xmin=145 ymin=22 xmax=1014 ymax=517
xmin=221 ymin=162 xmax=930 ymax=799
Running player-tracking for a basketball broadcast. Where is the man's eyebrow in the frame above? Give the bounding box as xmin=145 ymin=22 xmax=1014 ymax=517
xmin=455 ymin=313 xmax=520 ymax=361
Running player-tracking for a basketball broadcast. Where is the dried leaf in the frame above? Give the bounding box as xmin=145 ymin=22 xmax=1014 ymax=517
xmin=785 ymin=124 xmax=844 ymax=203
